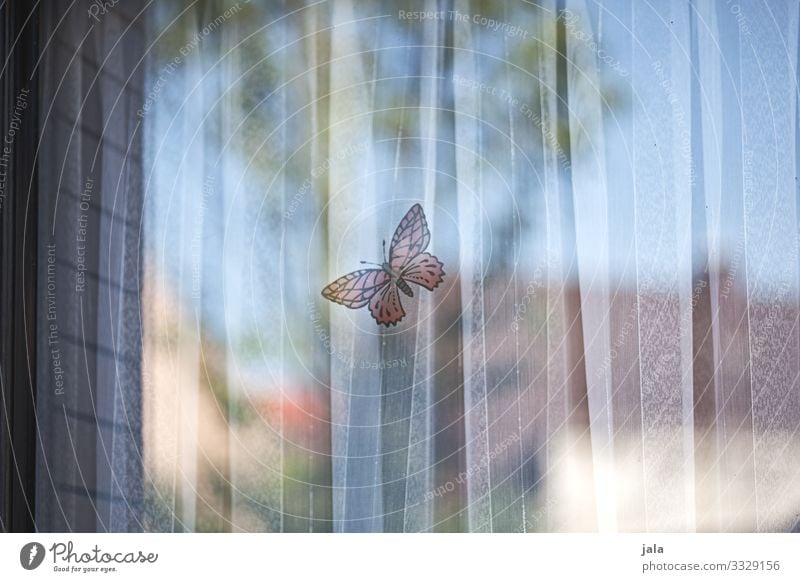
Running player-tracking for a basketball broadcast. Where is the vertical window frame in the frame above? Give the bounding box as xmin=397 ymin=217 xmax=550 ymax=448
xmin=0 ymin=0 xmax=39 ymax=533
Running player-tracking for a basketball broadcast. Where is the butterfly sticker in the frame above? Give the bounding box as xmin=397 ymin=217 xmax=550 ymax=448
xmin=321 ymin=204 xmax=445 ymax=327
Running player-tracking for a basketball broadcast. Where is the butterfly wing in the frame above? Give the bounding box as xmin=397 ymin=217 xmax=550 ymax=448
xmin=389 ymin=204 xmax=431 ymax=271
xmin=321 ymin=269 xmax=389 ymax=308
xmin=369 ymin=281 xmax=406 ymax=326
xmin=400 ymin=252 xmax=445 ymax=291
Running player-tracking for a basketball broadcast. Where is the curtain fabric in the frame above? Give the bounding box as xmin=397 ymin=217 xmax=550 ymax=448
xmin=36 ymin=0 xmax=800 ymax=533
xmin=36 ymin=0 xmax=146 ymax=531
xmin=145 ymin=0 xmax=800 ymax=532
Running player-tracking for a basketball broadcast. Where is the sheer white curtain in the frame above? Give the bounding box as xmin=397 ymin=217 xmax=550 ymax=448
xmin=132 ymin=0 xmax=800 ymax=533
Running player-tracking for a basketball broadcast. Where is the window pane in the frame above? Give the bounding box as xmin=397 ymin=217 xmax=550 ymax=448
xmin=31 ymin=0 xmax=800 ymax=533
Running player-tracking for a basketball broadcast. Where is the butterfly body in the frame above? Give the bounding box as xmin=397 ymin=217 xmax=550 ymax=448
xmin=321 ymin=204 xmax=444 ymax=327
xmin=381 ymin=262 xmax=414 ymax=297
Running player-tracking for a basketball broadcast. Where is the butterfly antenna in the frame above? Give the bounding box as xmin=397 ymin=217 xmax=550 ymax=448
xmin=382 ymin=239 xmax=387 ymax=262
xmin=360 ymin=260 xmax=382 ymax=267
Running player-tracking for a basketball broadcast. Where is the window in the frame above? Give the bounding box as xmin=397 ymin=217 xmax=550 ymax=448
xmin=2 ymin=0 xmax=800 ymax=533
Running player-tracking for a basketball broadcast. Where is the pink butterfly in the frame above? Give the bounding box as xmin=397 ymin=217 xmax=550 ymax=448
xmin=321 ymin=204 xmax=445 ymax=327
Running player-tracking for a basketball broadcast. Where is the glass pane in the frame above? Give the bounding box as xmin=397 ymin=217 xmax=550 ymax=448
xmin=31 ymin=0 xmax=800 ymax=533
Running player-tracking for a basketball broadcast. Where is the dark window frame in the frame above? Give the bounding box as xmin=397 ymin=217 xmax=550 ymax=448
xmin=0 ymin=0 xmax=39 ymax=533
